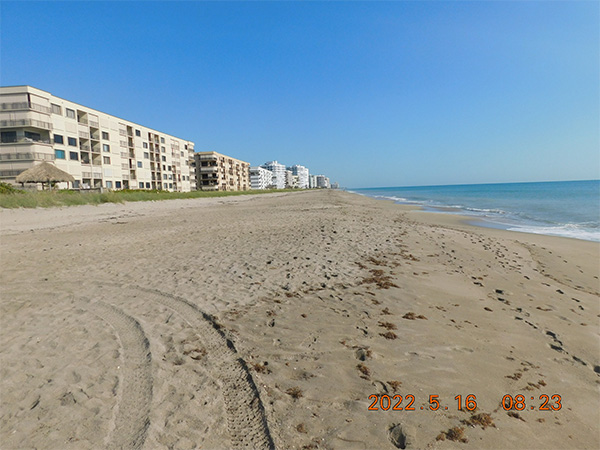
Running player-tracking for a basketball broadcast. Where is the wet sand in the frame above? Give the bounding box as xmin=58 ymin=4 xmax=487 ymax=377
xmin=1 ymin=190 xmax=598 ymax=449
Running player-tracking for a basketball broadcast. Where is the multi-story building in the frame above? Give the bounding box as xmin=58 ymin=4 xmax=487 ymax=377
xmin=288 ymin=164 xmax=309 ymax=189
xmin=188 ymin=154 xmax=197 ymax=191
xmin=249 ymin=166 xmax=273 ymax=190
xmin=261 ymin=161 xmax=286 ymax=189
xmin=0 ymin=86 xmax=194 ymax=191
xmin=309 ymin=174 xmax=317 ymax=188
xmin=284 ymin=169 xmax=296 ymax=188
xmin=316 ymin=175 xmax=330 ymax=188
xmin=194 ymin=151 xmax=250 ymax=191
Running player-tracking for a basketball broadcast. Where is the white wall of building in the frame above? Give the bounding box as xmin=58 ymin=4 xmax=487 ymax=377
xmin=261 ymin=160 xmax=286 ymax=189
xmin=249 ymin=166 xmax=273 ymax=189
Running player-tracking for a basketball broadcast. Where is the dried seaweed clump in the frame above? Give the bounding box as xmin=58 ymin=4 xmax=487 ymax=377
xmin=378 ymin=321 xmax=397 ymax=330
xmin=356 ymin=363 xmax=371 ymax=378
xmin=379 ymin=331 xmax=398 ymax=340
xmin=461 ymin=413 xmax=495 ymax=429
xmin=360 ymin=269 xmax=399 ymax=289
xmin=387 ymin=380 xmax=402 ymax=392
xmin=402 ymin=312 xmax=427 ymax=320
xmin=286 ymin=386 xmax=303 ymax=399
xmin=436 ymin=427 xmax=468 ymax=443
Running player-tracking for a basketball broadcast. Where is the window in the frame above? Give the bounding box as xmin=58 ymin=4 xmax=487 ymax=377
xmin=139 ymin=182 xmax=144 ymax=188
xmin=51 ymin=104 xmax=62 ymax=115
xmin=168 ymin=166 xmax=171 ymax=171
xmin=69 ymin=151 xmax=79 ymax=160
xmin=68 ymin=137 xmax=77 ymax=146
xmin=102 ymin=131 xmax=109 ymax=140
xmin=135 ymin=130 xmax=141 ymax=137
xmin=162 ymin=164 xmax=166 ymax=170
xmin=160 ymin=137 xmax=165 ymax=144
xmin=181 ymin=151 xmax=184 ymax=157
xmin=143 ymin=142 xmax=148 ymax=149
xmin=161 ymin=146 xmax=165 ymax=152
xmin=169 ymin=183 xmax=173 ymax=189
xmin=115 ymin=181 xmax=122 ymax=189
xmin=143 ymin=152 xmax=149 ymax=159
xmin=137 ymin=161 xmax=142 ymax=168
xmin=106 ymin=181 xmax=113 ymax=189
xmin=161 ymin=156 xmax=166 ymax=162
xmin=66 ymin=108 xmax=75 ymax=119
xmin=103 ymin=144 xmax=110 ymax=152
xmin=103 ymin=156 xmax=111 ymax=164
xmin=54 ymin=134 xmax=64 ymax=144
xmin=145 ymin=182 xmax=151 ymax=188
xmin=185 ymin=145 xmax=188 ymax=150
xmin=163 ymin=174 xmax=167 ymax=180
xmin=168 ymin=174 xmax=172 ymax=180
xmin=55 ymin=149 xmax=66 ymax=159
xmin=164 ymin=183 xmax=168 ymax=189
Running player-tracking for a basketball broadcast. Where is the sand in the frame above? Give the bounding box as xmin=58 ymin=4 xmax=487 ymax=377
xmin=0 ymin=190 xmax=598 ymax=450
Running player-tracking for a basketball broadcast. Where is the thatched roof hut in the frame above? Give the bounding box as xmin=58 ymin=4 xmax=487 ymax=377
xmin=16 ymin=162 xmax=75 ymax=189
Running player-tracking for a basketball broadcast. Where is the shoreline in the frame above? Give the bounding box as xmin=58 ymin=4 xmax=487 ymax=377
xmin=1 ymin=189 xmax=598 ymax=449
xmin=347 ymin=184 xmax=600 ymax=243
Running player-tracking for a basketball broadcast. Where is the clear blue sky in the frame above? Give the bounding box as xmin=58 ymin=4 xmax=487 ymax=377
xmin=1 ymin=1 xmax=598 ymax=188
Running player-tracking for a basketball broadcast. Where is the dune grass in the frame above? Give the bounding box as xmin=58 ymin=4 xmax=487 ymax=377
xmin=0 ymin=187 xmax=299 ymax=209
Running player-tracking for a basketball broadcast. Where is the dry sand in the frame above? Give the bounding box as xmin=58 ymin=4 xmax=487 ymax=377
xmin=1 ymin=190 xmax=598 ymax=450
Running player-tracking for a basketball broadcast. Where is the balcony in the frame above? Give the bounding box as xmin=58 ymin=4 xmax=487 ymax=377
xmin=0 ymin=102 xmax=51 ymax=114
xmin=119 ymin=129 xmax=127 ymax=136
xmin=0 ymin=119 xmax=52 ymax=130
xmin=120 ymin=152 xmax=128 ymax=158
xmin=79 ymin=130 xmax=90 ymax=139
xmin=89 ymin=120 xmax=99 ymax=128
xmin=79 ymin=143 xmax=90 ymax=151
xmin=0 ymin=152 xmax=54 ymax=161
xmin=0 ymin=136 xmax=51 ymax=145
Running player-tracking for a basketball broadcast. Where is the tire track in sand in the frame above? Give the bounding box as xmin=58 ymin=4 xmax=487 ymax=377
xmin=127 ymin=285 xmax=275 ymax=450
xmin=88 ymin=300 xmax=153 ymax=450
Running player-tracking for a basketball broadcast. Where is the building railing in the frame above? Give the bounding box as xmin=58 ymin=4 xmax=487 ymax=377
xmin=0 ymin=152 xmax=54 ymax=161
xmin=80 ymin=143 xmax=90 ymax=151
xmin=119 ymin=129 xmax=127 ymax=136
xmin=121 ymin=163 xmax=129 ymax=170
xmin=82 ymin=171 xmax=92 ymax=178
xmin=89 ymin=120 xmax=99 ymax=128
xmin=0 ymin=102 xmax=52 ymax=114
xmin=120 ymin=152 xmax=129 ymax=158
xmin=0 ymin=119 xmax=53 ymax=130
xmin=120 ymin=140 xmax=127 ymax=148
xmin=0 ymin=137 xmax=52 ymax=145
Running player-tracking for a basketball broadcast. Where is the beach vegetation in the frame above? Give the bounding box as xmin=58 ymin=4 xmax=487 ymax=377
xmin=0 ymin=188 xmax=298 ymax=209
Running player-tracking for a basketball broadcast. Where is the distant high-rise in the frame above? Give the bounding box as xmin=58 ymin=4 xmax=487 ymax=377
xmin=261 ymin=161 xmax=286 ymax=189
xmin=194 ymin=151 xmax=250 ymax=191
xmin=288 ymin=164 xmax=309 ymax=189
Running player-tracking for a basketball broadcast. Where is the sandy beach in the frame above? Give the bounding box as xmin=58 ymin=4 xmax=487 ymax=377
xmin=1 ymin=190 xmax=598 ymax=450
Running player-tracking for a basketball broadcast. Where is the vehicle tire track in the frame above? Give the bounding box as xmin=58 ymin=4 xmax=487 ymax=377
xmin=88 ymin=300 xmax=153 ymax=450
xmin=128 ymin=285 xmax=275 ymax=450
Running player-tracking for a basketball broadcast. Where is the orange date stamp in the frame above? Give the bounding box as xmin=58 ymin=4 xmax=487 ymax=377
xmin=367 ymin=394 xmax=562 ymax=411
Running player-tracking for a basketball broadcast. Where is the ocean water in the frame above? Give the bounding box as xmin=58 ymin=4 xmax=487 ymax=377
xmin=350 ymin=180 xmax=600 ymax=242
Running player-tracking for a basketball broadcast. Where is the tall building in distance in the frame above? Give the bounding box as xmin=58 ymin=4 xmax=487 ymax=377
xmin=288 ymin=164 xmax=309 ymax=189
xmin=249 ymin=166 xmax=273 ymax=190
xmin=0 ymin=86 xmax=194 ymax=191
xmin=194 ymin=151 xmax=250 ymax=191
xmin=316 ymin=175 xmax=330 ymax=188
xmin=261 ymin=161 xmax=286 ymax=189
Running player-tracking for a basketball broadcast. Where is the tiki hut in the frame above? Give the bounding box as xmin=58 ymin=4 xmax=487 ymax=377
xmin=15 ymin=162 xmax=75 ymax=190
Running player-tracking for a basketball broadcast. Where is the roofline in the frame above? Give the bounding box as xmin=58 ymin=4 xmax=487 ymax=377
xmin=0 ymin=85 xmax=195 ymax=145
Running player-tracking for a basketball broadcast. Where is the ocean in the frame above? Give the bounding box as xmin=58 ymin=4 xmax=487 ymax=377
xmin=350 ymin=180 xmax=600 ymax=242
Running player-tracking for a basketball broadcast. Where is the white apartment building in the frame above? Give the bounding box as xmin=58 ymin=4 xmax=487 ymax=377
xmin=316 ymin=175 xmax=330 ymax=188
xmin=194 ymin=151 xmax=250 ymax=191
xmin=249 ymin=166 xmax=273 ymax=190
xmin=261 ymin=161 xmax=286 ymax=189
xmin=0 ymin=86 xmax=194 ymax=191
xmin=288 ymin=164 xmax=309 ymax=189
xmin=309 ymin=174 xmax=317 ymax=188
xmin=284 ymin=169 xmax=296 ymax=188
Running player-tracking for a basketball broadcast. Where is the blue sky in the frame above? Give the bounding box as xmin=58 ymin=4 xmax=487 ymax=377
xmin=1 ymin=1 xmax=598 ymax=188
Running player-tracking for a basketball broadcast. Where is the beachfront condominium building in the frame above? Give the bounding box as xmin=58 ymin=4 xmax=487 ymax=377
xmin=316 ymin=175 xmax=330 ymax=188
xmin=288 ymin=164 xmax=309 ymax=189
xmin=0 ymin=86 xmax=194 ymax=191
xmin=194 ymin=151 xmax=250 ymax=191
xmin=261 ymin=161 xmax=286 ymax=189
xmin=249 ymin=166 xmax=273 ymax=190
